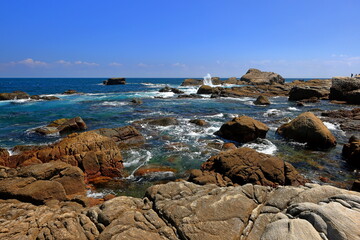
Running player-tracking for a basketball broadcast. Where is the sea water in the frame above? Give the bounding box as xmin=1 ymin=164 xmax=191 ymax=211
xmin=0 ymin=78 xmax=355 ymax=197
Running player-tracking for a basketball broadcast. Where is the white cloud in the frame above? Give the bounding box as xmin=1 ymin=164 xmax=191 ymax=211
xmin=10 ymin=58 xmax=48 ymax=67
xmin=56 ymin=60 xmax=72 ymax=65
xmin=172 ymin=62 xmax=186 ymax=68
xmin=74 ymin=61 xmax=99 ymax=66
xmin=109 ymin=62 xmax=123 ymax=66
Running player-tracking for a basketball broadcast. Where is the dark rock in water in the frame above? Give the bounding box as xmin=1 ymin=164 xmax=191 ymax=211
xmin=92 ymin=126 xmax=145 ymax=149
xmin=134 ymin=117 xmax=179 ymax=126
xmin=289 ymin=86 xmax=329 ymax=101
xmin=180 ymin=78 xmax=203 ymax=86
xmin=177 ymin=94 xmax=203 ymax=98
xmin=0 ymin=91 xmax=30 ymax=100
xmin=296 ymin=97 xmax=320 ymax=106
xmin=276 ymin=112 xmax=337 ymax=149
xmin=254 ymin=95 xmax=270 ymax=105
xmin=196 ymin=85 xmax=223 ymax=94
xmin=215 ymin=115 xmax=269 ymax=143
xmin=189 ymin=147 xmax=307 ymax=187
xmin=322 ymin=108 xmax=360 ymax=119
xmin=330 ymin=77 xmax=360 ymax=104
xmin=63 ymin=89 xmax=78 ymax=94
xmin=130 ymin=98 xmax=143 ymax=104
xmin=240 ymin=68 xmax=285 ymax=85
xmin=352 ymin=179 xmax=360 ymax=192
xmin=0 ymin=161 xmax=85 ymax=204
xmin=159 ymin=86 xmax=184 ymax=94
xmin=189 ymin=119 xmax=208 ymax=126
xmin=342 ymin=136 xmax=360 ymax=168
xmin=103 ymin=78 xmax=126 ymax=85
xmin=35 ymin=116 xmax=87 ymax=135
xmin=30 ymin=95 xmax=60 ymax=100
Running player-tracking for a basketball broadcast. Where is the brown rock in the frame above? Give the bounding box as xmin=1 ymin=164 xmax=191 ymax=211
xmin=197 ymin=85 xmax=223 ymax=94
xmin=254 ymin=95 xmax=271 ymax=105
xmin=63 ymin=89 xmax=78 ymax=94
xmin=342 ymin=136 xmax=360 ymax=168
xmin=134 ymin=117 xmax=179 ymax=126
xmin=180 ymin=78 xmax=203 ymax=86
xmin=288 ymin=86 xmax=329 ymax=101
xmin=276 ymin=112 xmax=337 ymax=149
xmin=240 ymin=68 xmax=285 ymax=85
xmin=134 ymin=165 xmax=177 ymax=177
xmin=215 ymin=115 xmax=269 ymax=143
xmin=222 ymin=142 xmax=237 ymax=150
xmin=0 ymin=148 xmax=9 ymax=166
xmin=0 ymin=91 xmax=30 ymax=100
xmin=189 ymin=119 xmax=208 ymax=126
xmin=35 ymin=116 xmax=87 ymax=135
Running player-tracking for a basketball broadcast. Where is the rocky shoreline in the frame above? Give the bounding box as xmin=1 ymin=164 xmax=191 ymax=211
xmin=1 ymin=69 xmax=360 ymax=239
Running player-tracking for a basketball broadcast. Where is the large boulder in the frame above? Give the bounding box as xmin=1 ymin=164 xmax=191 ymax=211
xmin=35 ymin=117 xmax=87 ymax=135
xmin=240 ymin=68 xmax=285 ymax=85
xmin=288 ymin=86 xmax=329 ymax=101
xmin=8 ymin=131 xmax=124 ymax=179
xmin=215 ymin=116 xmax=269 ymax=143
xmin=330 ymin=77 xmax=360 ymax=104
xmin=103 ymin=78 xmax=126 ymax=85
xmin=276 ymin=112 xmax=337 ymax=149
xmin=342 ymin=136 xmax=360 ymax=168
xmin=254 ymin=95 xmax=270 ymax=105
xmin=180 ymin=78 xmax=203 ymax=86
xmin=190 ymin=147 xmax=307 ymax=187
xmin=92 ymin=125 xmax=145 ymax=149
xmin=0 ymin=91 xmax=30 ymax=100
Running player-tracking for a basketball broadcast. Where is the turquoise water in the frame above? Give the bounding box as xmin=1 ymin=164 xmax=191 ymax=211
xmin=0 ymin=78 xmax=355 ymax=196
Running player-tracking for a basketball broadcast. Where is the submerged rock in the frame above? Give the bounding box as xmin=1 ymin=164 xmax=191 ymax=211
xmin=240 ymin=68 xmax=285 ymax=85
xmin=254 ymin=95 xmax=270 ymax=105
xmin=134 ymin=117 xmax=179 ymax=126
xmin=189 ymin=119 xmax=208 ymax=126
xmin=35 ymin=116 xmax=87 ymax=135
xmin=215 ymin=115 xmax=269 ymax=143
xmin=103 ymin=78 xmax=126 ymax=85
xmin=63 ymin=89 xmax=79 ymax=94
xmin=159 ymin=86 xmax=184 ymax=94
xmin=276 ymin=112 xmax=337 ymax=149
xmin=130 ymin=98 xmax=143 ymax=104
xmin=0 ymin=91 xmax=30 ymax=100
xmin=30 ymin=95 xmax=60 ymax=100
xmin=189 ymin=147 xmax=307 ymax=187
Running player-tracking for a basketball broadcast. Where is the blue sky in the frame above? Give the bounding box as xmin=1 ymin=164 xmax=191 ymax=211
xmin=0 ymin=0 xmax=359 ymax=78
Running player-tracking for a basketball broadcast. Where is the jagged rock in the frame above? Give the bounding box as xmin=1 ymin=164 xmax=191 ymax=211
xmin=254 ymin=95 xmax=270 ymax=105
xmin=103 ymin=78 xmax=126 ymax=85
xmin=190 ymin=147 xmax=307 ymax=187
xmin=276 ymin=112 xmax=337 ymax=149
xmin=240 ymin=68 xmax=285 ymax=85
xmin=180 ymin=78 xmax=203 ymax=86
xmin=215 ymin=116 xmax=269 ymax=143
xmin=134 ymin=117 xmax=179 ymax=126
xmin=63 ymin=89 xmax=78 ymax=94
xmin=342 ymin=136 xmax=360 ymax=168
xmin=35 ymin=116 xmax=87 ymax=135
xmin=330 ymin=77 xmax=360 ymax=104
xmin=0 ymin=91 xmax=30 ymax=100
xmin=196 ymin=85 xmax=223 ymax=94
xmin=88 ymin=196 xmax=178 ymax=240
xmin=92 ymin=125 xmax=145 ymax=149
xmin=288 ymin=86 xmax=329 ymax=101
xmin=189 ymin=119 xmax=208 ymax=126
xmin=8 ymin=132 xmax=124 ymax=179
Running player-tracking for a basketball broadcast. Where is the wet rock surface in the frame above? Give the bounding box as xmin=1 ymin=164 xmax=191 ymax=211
xmin=35 ymin=116 xmax=87 ymax=135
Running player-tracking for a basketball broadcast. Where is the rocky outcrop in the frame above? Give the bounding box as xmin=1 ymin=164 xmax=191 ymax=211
xmin=196 ymin=85 xmax=223 ymax=94
xmin=0 ymin=91 xmax=30 ymax=100
xmin=134 ymin=117 xmax=179 ymax=126
xmin=0 ymin=161 xmax=85 ymax=204
xmin=159 ymin=86 xmax=184 ymax=94
xmin=215 ymin=116 xmax=269 ymax=143
xmin=189 ymin=119 xmax=208 ymax=126
xmin=63 ymin=89 xmax=79 ymax=94
xmin=30 ymin=95 xmax=60 ymax=100
xmin=92 ymin=125 xmax=145 ymax=149
xmin=276 ymin=112 xmax=337 ymax=149
xmin=254 ymin=95 xmax=270 ymax=105
xmin=288 ymin=86 xmax=329 ymax=101
xmin=321 ymin=108 xmax=360 ymax=133
xmin=342 ymin=136 xmax=360 ymax=168
xmin=190 ymin=147 xmax=307 ymax=187
xmin=103 ymin=78 xmax=126 ymax=85
xmin=180 ymin=78 xmax=203 ymax=86
xmin=240 ymin=68 xmax=285 ymax=85
xmin=35 ymin=117 xmax=87 ymax=135
xmin=7 ymin=131 xmax=124 ymax=180
xmin=330 ymin=77 xmax=360 ymax=104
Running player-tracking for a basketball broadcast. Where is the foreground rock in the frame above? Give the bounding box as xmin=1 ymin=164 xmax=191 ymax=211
xmin=0 ymin=161 xmax=85 ymax=204
xmin=0 ymin=91 xmax=30 ymax=100
xmin=215 ymin=116 xmax=269 ymax=143
xmin=7 ymin=131 xmax=124 ymax=180
xmin=277 ymin=112 xmax=337 ymax=149
xmin=342 ymin=136 xmax=360 ymax=168
xmin=288 ymin=86 xmax=329 ymax=101
xmin=35 ymin=116 xmax=87 ymax=135
xmin=240 ymin=68 xmax=285 ymax=85
xmin=330 ymin=77 xmax=360 ymax=104
xmin=103 ymin=78 xmax=126 ymax=85
xmin=92 ymin=125 xmax=145 ymax=149
xmin=189 ymin=147 xmax=307 ymax=187
xmin=254 ymin=95 xmax=270 ymax=105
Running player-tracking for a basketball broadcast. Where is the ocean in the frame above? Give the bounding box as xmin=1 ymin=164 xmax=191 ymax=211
xmin=0 ymin=78 xmax=354 ymax=197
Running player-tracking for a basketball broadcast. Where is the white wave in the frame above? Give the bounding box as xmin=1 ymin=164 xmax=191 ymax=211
xmin=287 ymin=107 xmax=300 ymax=111
xmin=323 ymin=122 xmax=346 ymax=136
xmin=124 ymin=150 xmax=152 ymax=179
xmin=242 ymin=139 xmax=277 ymax=155
xmin=263 ymin=109 xmax=288 ymax=117
xmin=208 ymin=113 xmax=224 ymax=118
xmin=156 ymin=92 xmax=175 ymax=98
xmin=140 ymin=171 xmax=175 ymax=180
xmin=100 ymin=101 xmax=129 ymax=107
xmin=86 ymin=190 xmax=106 ymax=198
